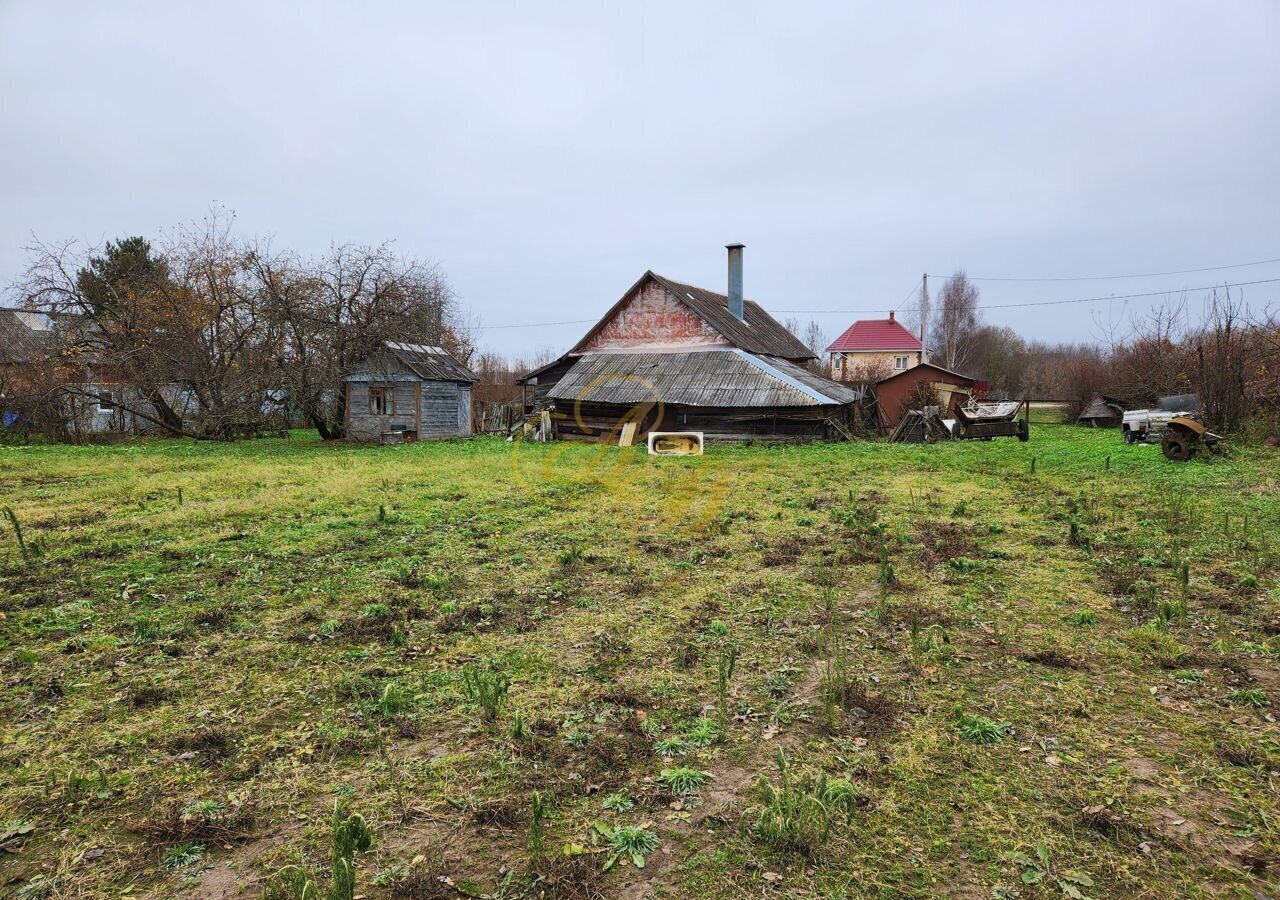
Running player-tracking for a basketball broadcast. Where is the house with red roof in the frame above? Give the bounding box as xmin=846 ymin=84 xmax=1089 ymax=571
xmin=825 ymin=310 xmax=928 ymax=381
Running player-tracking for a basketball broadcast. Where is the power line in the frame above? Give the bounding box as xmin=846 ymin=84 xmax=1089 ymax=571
xmin=943 ymin=256 xmax=1280 ymax=283
xmin=772 ymin=276 xmax=1280 ymax=315
xmin=478 ymin=317 xmax=595 ymax=331
xmin=473 ymin=274 xmax=1280 ymax=332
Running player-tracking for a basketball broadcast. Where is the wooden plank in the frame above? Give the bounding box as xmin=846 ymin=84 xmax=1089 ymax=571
xmin=618 ymin=420 xmax=637 ymax=447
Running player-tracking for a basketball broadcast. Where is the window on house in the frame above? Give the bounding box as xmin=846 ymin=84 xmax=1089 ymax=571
xmin=894 ymin=355 xmax=909 ymax=371
xmin=368 ymin=386 xmax=394 ymax=416
xmin=97 ymin=391 xmax=118 ymax=412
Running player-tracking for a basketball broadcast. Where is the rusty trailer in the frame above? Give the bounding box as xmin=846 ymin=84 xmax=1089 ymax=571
xmin=952 ymin=399 xmax=1029 ymax=442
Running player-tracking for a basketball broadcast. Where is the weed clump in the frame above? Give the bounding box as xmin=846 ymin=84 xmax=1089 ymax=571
xmin=265 ymin=800 xmax=373 ymax=900
xmin=955 ymin=705 xmax=1007 ymax=744
xmin=1123 ymin=625 xmax=1189 ymax=668
xmin=461 ymin=665 xmax=509 ymax=721
xmin=596 ymin=822 xmax=660 ymax=869
xmin=751 ymin=750 xmax=860 ymax=856
xmin=658 ymin=767 xmax=710 ymax=797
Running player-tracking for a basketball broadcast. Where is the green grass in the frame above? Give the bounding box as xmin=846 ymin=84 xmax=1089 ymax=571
xmin=1 ymin=428 xmax=1278 ymax=898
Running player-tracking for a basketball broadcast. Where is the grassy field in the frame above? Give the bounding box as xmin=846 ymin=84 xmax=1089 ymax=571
xmin=1 ymin=427 xmax=1278 ymax=899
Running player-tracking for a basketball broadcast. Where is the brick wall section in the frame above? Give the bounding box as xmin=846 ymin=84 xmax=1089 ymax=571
xmin=582 ymin=280 xmax=730 ymax=351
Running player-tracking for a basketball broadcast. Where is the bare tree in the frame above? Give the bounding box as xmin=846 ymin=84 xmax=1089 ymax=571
xmin=17 ymin=211 xmax=276 ymax=440
xmin=16 ymin=210 xmax=473 ymax=441
xmin=931 ymin=271 xmax=981 ymax=372
xmin=260 ymin=242 xmax=471 ymax=439
xmin=784 ymin=316 xmax=829 ymax=372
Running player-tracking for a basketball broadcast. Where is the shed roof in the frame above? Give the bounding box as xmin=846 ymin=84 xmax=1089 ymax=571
xmin=826 ymin=317 xmax=924 ymax=352
xmin=546 ymin=350 xmax=862 ymax=408
xmin=569 ymin=271 xmax=814 ymax=361
xmin=874 ymin=362 xmax=975 ymax=386
xmin=1078 ymin=395 xmax=1124 ymax=420
xmin=380 ymin=341 xmax=477 ymax=382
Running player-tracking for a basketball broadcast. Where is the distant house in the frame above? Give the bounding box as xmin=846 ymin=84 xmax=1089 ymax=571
xmin=519 ymin=245 xmax=861 ymax=442
xmin=872 ymin=362 xmax=977 ymax=433
xmin=342 ymin=341 xmax=478 ymax=442
xmin=826 ymin=311 xmax=926 ymax=380
xmin=0 ymin=306 xmax=195 ymax=437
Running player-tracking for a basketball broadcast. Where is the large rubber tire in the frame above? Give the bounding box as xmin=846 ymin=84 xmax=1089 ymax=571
xmin=1123 ymin=428 xmax=1136 ymax=445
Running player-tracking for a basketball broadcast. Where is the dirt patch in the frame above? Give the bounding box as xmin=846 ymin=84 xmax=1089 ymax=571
xmin=1019 ymin=649 xmax=1087 ymax=670
xmin=912 ymin=521 xmax=981 ymax=569
xmin=762 ymin=535 xmax=806 ymax=567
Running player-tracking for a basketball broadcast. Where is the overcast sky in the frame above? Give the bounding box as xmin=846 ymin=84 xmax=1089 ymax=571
xmin=3 ymin=1 xmax=1278 ymax=357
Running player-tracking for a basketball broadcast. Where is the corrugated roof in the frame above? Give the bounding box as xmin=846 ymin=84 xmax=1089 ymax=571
xmin=547 ymin=350 xmax=860 ymax=408
xmin=826 ymin=317 xmax=924 ymax=352
xmin=384 ymin=341 xmax=478 ymax=382
xmin=569 ymin=272 xmax=815 ymax=361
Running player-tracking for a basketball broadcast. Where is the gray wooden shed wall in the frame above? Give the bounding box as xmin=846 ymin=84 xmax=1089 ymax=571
xmin=344 ymin=351 xmax=472 ymax=441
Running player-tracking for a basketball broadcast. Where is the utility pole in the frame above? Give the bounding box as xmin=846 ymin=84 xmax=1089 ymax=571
xmin=919 ymin=273 xmax=929 ymax=363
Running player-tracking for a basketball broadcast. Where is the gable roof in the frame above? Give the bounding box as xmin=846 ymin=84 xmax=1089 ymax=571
xmin=547 ymin=350 xmax=861 ymax=408
xmin=826 ymin=317 xmax=924 ymax=352
xmin=1079 ymin=395 xmax=1124 ymax=420
xmin=383 ymin=341 xmax=477 ymax=382
xmin=874 ymin=361 xmax=974 ymax=386
xmin=569 ymin=271 xmax=814 ymax=360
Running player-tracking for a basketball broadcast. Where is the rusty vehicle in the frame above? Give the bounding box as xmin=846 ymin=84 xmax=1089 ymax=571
xmin=1160 ymin=415 xmax=1222 ymax=461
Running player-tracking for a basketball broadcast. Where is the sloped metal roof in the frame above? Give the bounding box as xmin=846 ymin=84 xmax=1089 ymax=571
xmin=383 ymin=341 xmax=477 ymax=382
xmin=568 ymin=272 xmax=815 ymax=361
xmin=546 ymin=350 xmax=861 ymax=408
xmin=826 ymin=317 xmax=924 ymax=352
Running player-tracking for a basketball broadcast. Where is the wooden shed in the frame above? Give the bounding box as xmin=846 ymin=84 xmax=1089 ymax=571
xmin=872 ymin=363 xmax=977 ymax=433
xmin=1077 ymin=394 xmax=1124 ymax=428
xmin=343 ymin=341 xmax=477 ymax=442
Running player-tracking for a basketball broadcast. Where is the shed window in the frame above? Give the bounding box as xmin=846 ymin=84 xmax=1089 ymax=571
xmin=894 ymin=355 xmax=909 ymax=371
xmin=97 ymin=390 xmax=118 ymax=412
xmin=368 ymin=386 xmax=395 ymax=416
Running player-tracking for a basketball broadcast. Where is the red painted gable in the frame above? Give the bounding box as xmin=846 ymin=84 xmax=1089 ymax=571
xmin=581 ymin=279 xmax=730 ymax=352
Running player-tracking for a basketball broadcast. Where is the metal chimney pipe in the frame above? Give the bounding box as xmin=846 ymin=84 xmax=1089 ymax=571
xmin=726 ymin=243 xmax=745 ymax=321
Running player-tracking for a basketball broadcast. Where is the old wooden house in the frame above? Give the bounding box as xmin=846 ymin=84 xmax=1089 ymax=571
xmin=519 ymin=245 xmax=860 ymax=442
xmin=343 ymin=341 xmax=477 ymax=442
